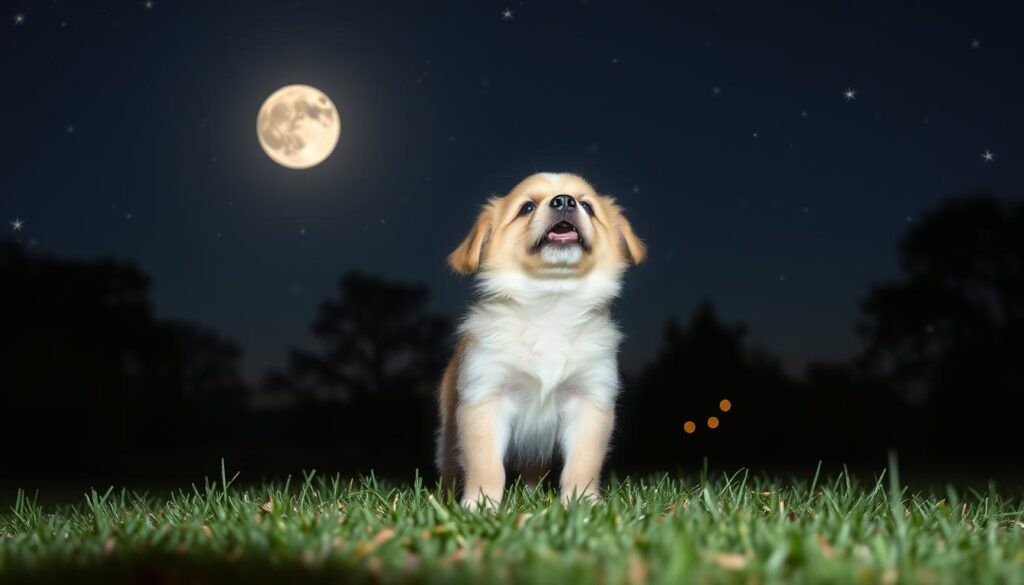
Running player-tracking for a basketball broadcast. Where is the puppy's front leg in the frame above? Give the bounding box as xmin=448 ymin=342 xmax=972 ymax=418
xmin=559 ymin=398 xmax=614 ymax=503
xmin=457 ymin=397 xmax=509 ymax=508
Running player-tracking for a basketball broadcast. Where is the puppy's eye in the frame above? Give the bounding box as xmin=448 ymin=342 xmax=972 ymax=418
xmin=519 ymin=201 xmax=537 ymax=216
xmin=580 ymin=201 xmax=595 ymax=216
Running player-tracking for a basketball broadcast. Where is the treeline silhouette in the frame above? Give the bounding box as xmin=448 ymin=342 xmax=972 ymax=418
xmin=1 ymin=194 xmax=1021 ymax=483
xmin=0 ymin=246 xmax=246 ymax=479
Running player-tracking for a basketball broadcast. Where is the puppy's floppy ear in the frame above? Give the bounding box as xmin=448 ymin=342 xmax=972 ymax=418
xmin=613 ymin=208 xmax=647 ymax=265
xmin=448 ymin=205 xmax=494 ymax=274
xmin=605 ymin=197 xmax=646 ymax=265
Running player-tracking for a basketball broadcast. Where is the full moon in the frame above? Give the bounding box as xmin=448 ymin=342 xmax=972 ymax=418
xmin=257 ymin=85 xmax=340 ymax=169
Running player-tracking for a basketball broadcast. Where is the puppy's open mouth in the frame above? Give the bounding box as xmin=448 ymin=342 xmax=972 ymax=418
xmin=533 ymin=220 xmax=588 ymax=251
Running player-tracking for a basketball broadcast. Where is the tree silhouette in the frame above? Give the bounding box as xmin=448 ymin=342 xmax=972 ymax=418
xmin=264 ymin=273 xmax=452 ymax=472
xmin=858 ymin=195 xmax=1024 ymax=454
xmin=267 ymin=273 xmax=451 ymax=401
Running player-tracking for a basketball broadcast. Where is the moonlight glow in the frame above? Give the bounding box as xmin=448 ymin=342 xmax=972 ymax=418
xmin=257 ymin=85 xmax=340 ymax=169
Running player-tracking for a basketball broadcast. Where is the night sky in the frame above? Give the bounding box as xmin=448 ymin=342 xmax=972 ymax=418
xmin=4 ymin=1 xmax=1022 ymax=380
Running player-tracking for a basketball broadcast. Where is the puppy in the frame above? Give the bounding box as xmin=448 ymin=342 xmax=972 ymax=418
xmin=436 ymin=172 xmax=646 ymax=507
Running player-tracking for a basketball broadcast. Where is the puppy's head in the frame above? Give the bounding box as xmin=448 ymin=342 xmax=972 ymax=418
xmin=448 ymin=173 xmax=645 ymax=280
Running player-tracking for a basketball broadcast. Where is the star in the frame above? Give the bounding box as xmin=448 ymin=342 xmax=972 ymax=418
xmin=843 ymin=88 xmax=857 ymax=101
xmin=970 ymin=38 xmax=981 ymax=49
xmin=711 ymin=85 xmax=722 ymax=96
xmin=143 ymin=0 xmax=155 ymax=9
xmin=13 ymin=12 xmax=25 ymax=25
xmin=66 ymin=124 xmax=75 ymax=134
xmin=800 ymin=110 xmax=808 ymax=118
xmin=501 ymin=8 xmax=513 ymax=21
xmin=981 ymin=149 xmax=995 ymax=163
xmin=11 ymin=218 xmax=24 ymax=231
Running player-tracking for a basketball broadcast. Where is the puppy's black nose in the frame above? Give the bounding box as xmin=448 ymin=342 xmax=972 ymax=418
xmin=550 ymin=194 xmax=577 ymax=211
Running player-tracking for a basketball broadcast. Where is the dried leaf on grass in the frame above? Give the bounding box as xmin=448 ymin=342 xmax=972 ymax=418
xmin=350 ymin=528 xmax=397 ymax=561
xmin=627 ymin=553 xmax=649 ymax=584
xmin=702 ymin=549 xmax=750 ymax=570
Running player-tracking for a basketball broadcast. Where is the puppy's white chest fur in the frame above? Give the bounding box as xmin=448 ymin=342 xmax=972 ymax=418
xmin=468 ymin=298 xmax=613 ymax=397
xmin=457 ymin=274 xmax=623 ymax=460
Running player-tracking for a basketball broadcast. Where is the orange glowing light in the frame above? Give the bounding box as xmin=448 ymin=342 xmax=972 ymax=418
xmin=683 ymin=421 xmax=696 ymax=434
xmin=707 ymin=416 xmax=720 ymax=429
xmin=719 ymin=399 xmax=732 ymax=412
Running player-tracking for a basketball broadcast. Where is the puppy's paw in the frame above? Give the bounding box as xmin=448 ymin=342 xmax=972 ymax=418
xmin=460 ymin=493 xmax=501 ymax=511
xmin=560 ymin=489 xmax=600 ymax=506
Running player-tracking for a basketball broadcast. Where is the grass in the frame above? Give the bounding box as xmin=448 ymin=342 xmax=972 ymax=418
xmin=2 ymin=463 xmax=1024 ymax=584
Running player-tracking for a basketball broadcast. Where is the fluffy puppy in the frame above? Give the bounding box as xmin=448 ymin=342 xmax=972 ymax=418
xmin=436 ymin=172 xmax=646 ymax=507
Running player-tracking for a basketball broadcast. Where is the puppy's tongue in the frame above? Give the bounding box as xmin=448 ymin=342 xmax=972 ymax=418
xmin=547 ymin=230 xmax=579 ymax=242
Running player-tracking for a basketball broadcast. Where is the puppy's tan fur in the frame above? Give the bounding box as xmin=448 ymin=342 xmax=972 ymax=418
xmin=438 ymin=173 xmax=645 ymax=506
